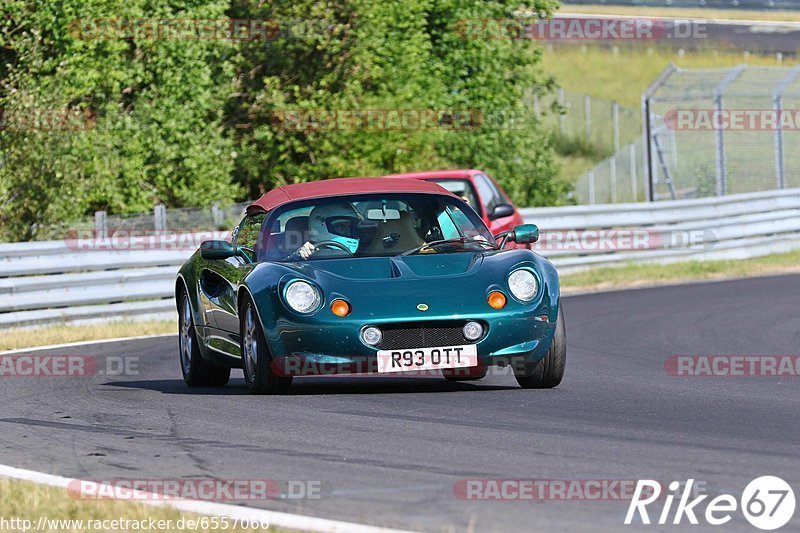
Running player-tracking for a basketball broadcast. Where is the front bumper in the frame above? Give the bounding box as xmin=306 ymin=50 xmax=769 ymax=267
xmin=264 ymin=310 xmax=557 ymax=377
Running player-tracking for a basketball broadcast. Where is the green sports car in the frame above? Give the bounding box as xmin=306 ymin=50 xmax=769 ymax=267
xmin=175 ymin=177 xmax=565 ymax=394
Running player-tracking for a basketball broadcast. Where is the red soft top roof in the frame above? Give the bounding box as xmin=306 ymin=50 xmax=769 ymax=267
xmin=382 ymin=169 xmax=482 ymax=180
xmin=247 ymin=177 xmax=454 ymax=214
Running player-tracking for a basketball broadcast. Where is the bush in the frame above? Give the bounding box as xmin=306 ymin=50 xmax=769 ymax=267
xmin=1 ymin=0 xmax=564 ymax=241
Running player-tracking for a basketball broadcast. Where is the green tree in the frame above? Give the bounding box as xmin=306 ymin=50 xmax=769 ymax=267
xmin=0 ymin=0 xmax=240 ymax=240
xmin=228 ymin=0 xmax=564 ymax=206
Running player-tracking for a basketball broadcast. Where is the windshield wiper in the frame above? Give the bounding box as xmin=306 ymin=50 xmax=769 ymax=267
xmin=401 ymin=237 xmax=498 ymax=256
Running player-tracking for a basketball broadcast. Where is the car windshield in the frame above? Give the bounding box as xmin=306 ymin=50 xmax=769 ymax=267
xmin=429 ymin=179 xmax=480 ymax=210
xmin=259 ymin=193 xmax=497 ymax=262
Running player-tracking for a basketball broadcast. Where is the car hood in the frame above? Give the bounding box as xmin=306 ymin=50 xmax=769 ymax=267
xmin=280 ymin=253 xmax=483 ymax=281
xmin=246 ymin=249 xmax=557 ymax=321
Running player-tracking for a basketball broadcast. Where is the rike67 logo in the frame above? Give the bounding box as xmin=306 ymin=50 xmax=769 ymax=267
xmin=625 ymin=477 xmax=796 ymax=530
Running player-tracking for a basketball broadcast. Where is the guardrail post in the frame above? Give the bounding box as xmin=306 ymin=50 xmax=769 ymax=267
xmin=612 ymin=101 xmax=620 ymax=153
xmin=588 ymin=171 xmax=596 ymax=205
xmin=154 ymin=204 xmax=167 ymax=232
xmin=94 ymin=210 xmax=107 ymax=239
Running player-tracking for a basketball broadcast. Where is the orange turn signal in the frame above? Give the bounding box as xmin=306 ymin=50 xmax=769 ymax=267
xmin=487 ymin=291 xmax=507 ymax=310
xmin=330 ymin=299 xmax=352 ymax=317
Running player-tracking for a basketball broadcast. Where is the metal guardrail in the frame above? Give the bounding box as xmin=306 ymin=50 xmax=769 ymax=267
xmin=1 ymin=187 xmax=799 ymax=329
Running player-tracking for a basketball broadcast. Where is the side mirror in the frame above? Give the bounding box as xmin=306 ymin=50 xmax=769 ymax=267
xmin=200 ymin=240 xmax=237 ymax=260
xmin=489 ymin=203 xmax=515 ymax=220
xmin=508 ymin=224 xmax=539 ymax=244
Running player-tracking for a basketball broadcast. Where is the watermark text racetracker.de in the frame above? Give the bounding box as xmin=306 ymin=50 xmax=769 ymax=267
xmin=0 ymin=355 xmax=138 ymax=378
xmin=63 ymin=229 xmax=232 ymax=252
xmin=666 ymin=109 xmax=800 ymax=131
xmin=67 ymin=478 xmax=327 ymax=501
xmin=455 ymin=16 xmax=706 ymax=41
xmin=453 ymin=479 xmax=713 ymax=501
xmin=0 ymin=108 xmax=95 ymax=131
xmin=531 ymin=228 xmax=715 ymax=252
xmin=69 ymin=17 xmax=344 ymax=41
xmin=665 ymin=355 xmax=800 ymax=377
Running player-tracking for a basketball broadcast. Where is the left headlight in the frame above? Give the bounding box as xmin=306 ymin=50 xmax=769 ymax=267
xmin=284 ymin=280 xmax=322 ymax=314
xmin=508 ymin=269 xmax=538 ymax=302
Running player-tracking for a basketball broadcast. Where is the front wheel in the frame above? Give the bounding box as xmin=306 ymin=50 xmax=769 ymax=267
xmin=179 ymin=291 xmax=230 ymax=387
xmin=240 ymin=298 xmax=292 ymax=395
xmin=514 ymin=310 xmax=566 ymax=389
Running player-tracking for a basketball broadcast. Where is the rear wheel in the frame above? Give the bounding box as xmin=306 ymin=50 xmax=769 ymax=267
xmin=179 ymin=291 xmax=230 ymax=387
xmin=514 ymin=310 xmax=566 ymax=389
xmin=240 ymin=297 xmax=292 ymax=395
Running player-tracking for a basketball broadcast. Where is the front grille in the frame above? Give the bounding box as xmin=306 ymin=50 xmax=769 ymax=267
xmin=378 ymin=322 xmax=475 ymax=350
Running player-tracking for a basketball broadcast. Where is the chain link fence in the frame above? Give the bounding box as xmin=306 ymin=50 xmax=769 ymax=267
xmin=573 ymin=137 xmax=648 ymax=204
xmin=644 ymin=64 xmax=800 ymax=201
xmin=22 ymin=203 xmax=249 ymax=242
xmin=536 ymin=89 xmax=641 ymax=157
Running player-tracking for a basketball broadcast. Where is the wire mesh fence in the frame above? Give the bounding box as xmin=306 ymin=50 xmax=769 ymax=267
xmin=645 ymin=64 xmax=800 ymax=201
xmin=572 ymin=137 xmax=648 ymax=204
xmin=536 ymin=89 xmax=641 ymax=157
xmin=20 ymin=203 xmax=249 ymax=243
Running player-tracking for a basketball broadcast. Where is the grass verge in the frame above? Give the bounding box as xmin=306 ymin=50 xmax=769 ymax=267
xmin=0 ymin=320 xmax=176 ymax=352
xmin=560 ymin=249 xmax=800 ymax=294
xmin=0 ymin=478 xmax=281 ymax=533
xmin=541 ymin=45 xmax=797 ymax=109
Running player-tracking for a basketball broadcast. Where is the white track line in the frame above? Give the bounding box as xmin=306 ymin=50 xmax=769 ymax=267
xmin=0 ymin=333 xmax=177 ymax=355
xmin=0 ymin=464 xmax=417 ymax=533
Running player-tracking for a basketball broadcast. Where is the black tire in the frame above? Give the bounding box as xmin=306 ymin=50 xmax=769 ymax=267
xmin=514 ymin=310 xmax=566 ymax=389
xmin=179 ymin=291 xmax=230 ymax=387
xmin=240 ymin=297 xmax=292 ymax=395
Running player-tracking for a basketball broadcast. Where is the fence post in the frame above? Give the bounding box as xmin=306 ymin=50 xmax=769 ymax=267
xmin=771 ymin=66 xmax=800 ymax=189
xmin=154 ymin=204 xmax=167 ymax=232
xmin=212 ymin=204 xmax=223 ymax=228
xmin=610 ymin=156 xmax=617 ymax=203
xmin=774 ymin=94 xmax=785 ymax=190
xmin=94 ymin=210 xmax=107 ymax=239
xmin=584 ymin=94 xmax=591 ymax=143
xmin=588 ymin=171 xmax=596 ymax=205
xmin=711 ymin=65 xmax=745 ymax=196
xmin=558 ymin=88 xmax=565 ymax=135
xmin=630 ymin=143 xmax=638 ymax=201
xmin=714 ymin=94 xmax=727 ymax=196
xmin=612 ymin=101 xmax=620 ymax=153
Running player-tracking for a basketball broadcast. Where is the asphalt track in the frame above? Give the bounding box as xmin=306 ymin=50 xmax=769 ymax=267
xmin=1 ymin=274 xmax=799 ymax=532
xmin=552 ymin=14 xmax=800 ymax=53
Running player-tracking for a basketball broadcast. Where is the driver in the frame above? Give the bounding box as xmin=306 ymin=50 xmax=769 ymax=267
xmin=296 ymin=203 xmax=362 ymax=259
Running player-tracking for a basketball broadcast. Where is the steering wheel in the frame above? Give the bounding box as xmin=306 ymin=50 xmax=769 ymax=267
xmin=314 ymin=240 xmax=355 ymax=256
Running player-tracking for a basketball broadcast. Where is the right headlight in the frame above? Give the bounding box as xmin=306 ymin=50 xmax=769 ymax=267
xmin=508 ymin=269 xmax=538 ymax=302
xmin=284 ymin=280 xmax=322 ymax=314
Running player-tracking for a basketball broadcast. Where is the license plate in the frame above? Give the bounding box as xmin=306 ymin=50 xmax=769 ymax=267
xmin=376 ymin=345 xmax=478 ymax=374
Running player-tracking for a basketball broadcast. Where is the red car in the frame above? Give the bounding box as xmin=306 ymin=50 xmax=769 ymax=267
xmin=384 ymin=169 xmax=526 ymax=238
